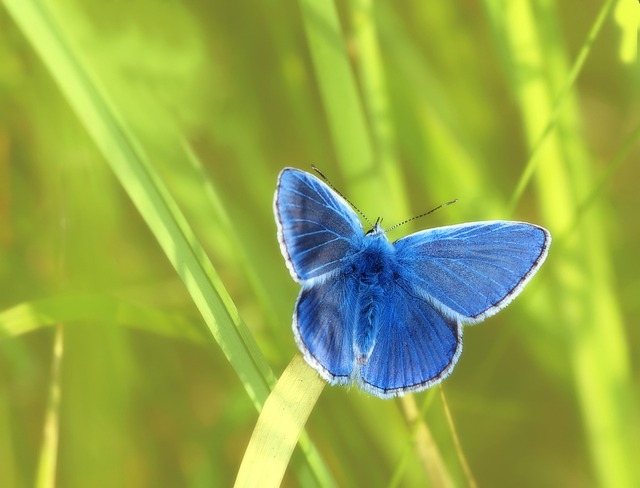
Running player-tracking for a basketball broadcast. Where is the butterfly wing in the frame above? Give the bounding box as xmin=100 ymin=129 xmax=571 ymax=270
xmin=360 ymin=281 xmax=462 ymax=398
xmin=394 ymin=221 xmax=551 ymax=322
xmin=274 ymin=168 xmax=363 ymax=282
xmin=294 ymin=275 xmax=358 ymax=384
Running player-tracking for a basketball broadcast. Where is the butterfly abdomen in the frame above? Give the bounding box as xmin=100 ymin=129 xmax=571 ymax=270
xmin=355 ymin=286 xmax=383 ymax=365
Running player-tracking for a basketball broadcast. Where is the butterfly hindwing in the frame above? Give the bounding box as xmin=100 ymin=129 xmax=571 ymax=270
xmin=274 ymin=168 xmax=363 ymax=282
xmin=294 ymin=275 xmax=358 ymax=383
xmin=394 ymin=221 xmax=550 ymax=322
xmin=360 ymin=280 xmax=461 ymax=398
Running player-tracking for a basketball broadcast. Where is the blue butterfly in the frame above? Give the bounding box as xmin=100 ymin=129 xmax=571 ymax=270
xmin=274 ymin=168 xmax=551 ymax=398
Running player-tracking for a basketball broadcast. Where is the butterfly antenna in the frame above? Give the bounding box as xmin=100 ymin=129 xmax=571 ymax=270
xmin=311 ymin=165 xmax=374 ymax=228
xmin=386 ymin=199 xmax=458 ymax=232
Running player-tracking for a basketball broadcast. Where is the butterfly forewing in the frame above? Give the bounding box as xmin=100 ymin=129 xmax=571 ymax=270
xmin=394 ymin=222 xmax=551 ymax=322
xmin=274 ymin=168 xmax=363 ymax=282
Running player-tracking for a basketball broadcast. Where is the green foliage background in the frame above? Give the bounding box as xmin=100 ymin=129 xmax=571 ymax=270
xmin=0 ymin=0 xmax=638 ymax=486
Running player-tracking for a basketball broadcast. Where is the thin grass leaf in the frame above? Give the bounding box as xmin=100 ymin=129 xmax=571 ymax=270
xmin=35 ymin=326 xmax=63 ymax=488
xmin=297 ymin=0 xmax=381 ymax=203
xmin=350 ymin=0 xmax=409 ymax=222
xmin=561 ymin=122 xmax=640 ymax=241
xmin=178 ymin=141 xmax=288 ymax=343
xmin=506 ymin=0 xmax=617 ymax=214
xmin=439 ymin=389 xmax=477 ymax=488
xmin=0 ymin=294 xmax=208 ymax=343
xmin=397 ymin=395 xmax=454 ymax=488
xmin=3 ymin=0 xmax=274 ymax=404
xmin=0 ymin=397 xmax=19 ymax=487
xmin=376 ymin=4 xmax=500 ymax=217
xmin=387 ymin=389 xmax=438 ymax=488
xmin=234 ymin=354 xmax=325 ymax=488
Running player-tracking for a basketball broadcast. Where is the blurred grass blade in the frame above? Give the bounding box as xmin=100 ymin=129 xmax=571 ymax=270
xmin=297 ymin=0 xmax=380 ymax=201
xmin=375 ymin=3 xmax=499 ymax=216
xmin=397 ymin=396 xmax=454 ymax=488
xmin=1 ymin=2 xmax=335 ymax=485
xmin=35 ymin=326 xmax=63 ymax=488
xmin=180 ymin=140 xmax=283 ymax=336
xmin=0 ymin=397 xmax=18 ymax=486
xmin=350 ymin=0 xmax=409 ymax=221
xmin=507 ymin=0 xmax=616 ymax=213
xmin=439 ymin=388 xmax=477 ymax=488
xmin=484 ymin=0 xmax=638 ymax=486
xmin=613 ymin=0 xmax=639 ymax=63
xmin=2 ymin=0 xmax=274 ymax=406
xmin=0 ymin=293 xmax=336 ymax=485
xmin=297 ymin=5 xmax=457 ymax=485
xmin=234 ymin=354 xmax=325 ymax=488
xmin=562 ymin=122 xmax=640 ymax=240
xmin=388 ymin=390 xmax=438 ymax=488
xmin=0 ymin=294 xmax=209 ymax=343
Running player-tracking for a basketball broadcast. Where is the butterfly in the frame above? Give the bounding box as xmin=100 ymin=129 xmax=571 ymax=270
xmin=273 ymin=168 xmax=551 ymax=398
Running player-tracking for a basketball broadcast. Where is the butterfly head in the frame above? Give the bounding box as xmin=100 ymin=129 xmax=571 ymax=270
xmin=365 ymin=218 xmax=386 ymax=238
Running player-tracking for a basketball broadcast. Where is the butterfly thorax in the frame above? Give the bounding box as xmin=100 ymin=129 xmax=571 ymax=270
xmin=354 ymin=227 xmax=395 ymax=283
xmin=353 ymin=225 xmax=396 ymax=365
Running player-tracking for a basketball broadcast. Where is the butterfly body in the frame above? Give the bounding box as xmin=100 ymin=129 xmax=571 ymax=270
xmin=350 ymin=224 xmax=395 ymax=364
xmin=275 ymin=168 xmax=550 ymax=398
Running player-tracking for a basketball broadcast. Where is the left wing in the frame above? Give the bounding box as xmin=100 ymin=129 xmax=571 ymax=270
xmin=274 ymin=168 xmax=363 ymax=282
xmin=394 ymin=221 xmax=551 ymax=322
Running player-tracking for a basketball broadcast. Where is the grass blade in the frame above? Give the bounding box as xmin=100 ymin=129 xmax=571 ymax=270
xmin=506 ymin=0 xmax=617 ymax=213
xmin=35 ymin=326 xmax=63 ymax=488
xmin=298 ymin=0 xmax=380 ymax=203
xmin=234 ymin=354 xmax=325 ymax=488
xmin=350 ymin=0 xmax=409 ymax=221
xmin=0 ymin=294 xmax=208 ymax=342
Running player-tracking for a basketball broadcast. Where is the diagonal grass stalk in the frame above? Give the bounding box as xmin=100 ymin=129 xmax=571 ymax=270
xmin=1 ymin=1 xmax=334 ymax=485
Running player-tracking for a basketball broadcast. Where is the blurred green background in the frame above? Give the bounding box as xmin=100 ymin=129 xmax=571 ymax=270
xmin=1 ymin=0 xmax=638 ymax=487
